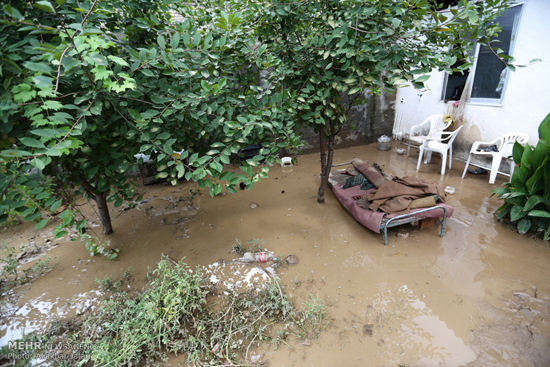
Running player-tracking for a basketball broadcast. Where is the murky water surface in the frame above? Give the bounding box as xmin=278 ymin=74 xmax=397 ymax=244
xmin=1 ymin=143 xmax=549 ymax=366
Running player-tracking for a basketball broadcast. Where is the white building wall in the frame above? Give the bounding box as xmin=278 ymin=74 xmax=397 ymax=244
xmin=394 ymin=0 xmax=550 ymax=157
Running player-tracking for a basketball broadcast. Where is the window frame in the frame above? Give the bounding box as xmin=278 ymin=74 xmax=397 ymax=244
xmin=466 ymin=2 xmax=524 ymax=106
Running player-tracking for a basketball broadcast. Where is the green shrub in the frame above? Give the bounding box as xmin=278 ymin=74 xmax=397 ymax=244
xmin=492 ymin=113 xmax=550 ymax=240
xmin=1 ymin=254 xmax=331 ymax=366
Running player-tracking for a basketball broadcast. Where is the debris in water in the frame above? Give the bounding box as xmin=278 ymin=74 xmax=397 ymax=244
xmin=284 ymin=255 xmax=299 ymax=265
xmin=396 ymin=230 xmax=409 ymax=239
xmin=239 ymin=251 xmax=276 ymax=263
xmin=364 ymin=323 xmax=374 ymax=336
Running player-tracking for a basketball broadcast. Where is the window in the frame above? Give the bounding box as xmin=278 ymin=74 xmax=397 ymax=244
xmin=441 ymin=4 xmax=523 ymax=104
xmin=441 ymin=59 xmax=471 ymax=102
xmin=469 ymin=4 xmax=523 ymax=104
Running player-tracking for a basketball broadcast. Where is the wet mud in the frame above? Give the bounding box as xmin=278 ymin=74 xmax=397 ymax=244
xmin=1 ymin=142 xmax=550 ymax=366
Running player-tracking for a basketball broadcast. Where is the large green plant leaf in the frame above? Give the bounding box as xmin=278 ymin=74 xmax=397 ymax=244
xmin=524 ymin=195 xmax=550 ymax=212
xmin=517 ymin=218 xmax=531 ymax=234
xmin=530 ymin=141 xmax=550 ymax=170
xmin=526 ymin=165 xmax=546 ymax=195
xmin=496 ymin=203 xmax=513 ymax=220
xmin=538 ymin=112 xmax=550 ymax=143
xmin=491 ymin=187 xmax=509 ymax=197
xmin=510 ymin=204 xmax=528 ymax=222
xmin=511 ymin=166 xmax=528 ymax=193
xmin=520 ymin=144 xmax=533 ymax=172
xmin=512 ymin=141 xmax=525 ymax=164
xmin=528 ymin=210 xmax=550 ymax=218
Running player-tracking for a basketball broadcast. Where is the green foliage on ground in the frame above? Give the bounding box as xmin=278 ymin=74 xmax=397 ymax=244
xmin=492 ymin=113 xmax=550 ymax=240
xmin=0 ymin=243 xmax=53 ymax=295
xmin=0 ymin=255 xmax=331 ymax=366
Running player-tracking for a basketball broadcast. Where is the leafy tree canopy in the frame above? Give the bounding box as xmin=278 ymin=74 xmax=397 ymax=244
xmin=245 ymin=0 xmax=514 ymax=202
xmin=0 ymin=0 xmax=299 ymax=240
xmin=0 ymin=0 xmax=513 ymax=255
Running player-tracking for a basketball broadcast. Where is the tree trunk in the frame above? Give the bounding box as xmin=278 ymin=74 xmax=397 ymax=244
xmin=95 ymin=191 xmax=113 ymax=235
xmin=317 ymin=120 xmax=336 ymax=204
xmin=317 ymin=124 xmax=327 ymax=203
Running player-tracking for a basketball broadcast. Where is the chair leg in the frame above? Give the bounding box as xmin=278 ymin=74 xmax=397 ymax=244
xmin=448 ymin=146 xmax=452 ymax=169
xmin=407 ymin=141 xmax=411 ymax=157
xmin=416 ymin=147 xmax=424 ymax=171
xmin=462 ymin=154 xmax=472 ymax=178
xmin=441 ymin=152 xmax=447 ymax=175
xmin=425 ymin=150 xmax=432 ymax=164
xmin=489 ymin=156 xmax=503 ymax=184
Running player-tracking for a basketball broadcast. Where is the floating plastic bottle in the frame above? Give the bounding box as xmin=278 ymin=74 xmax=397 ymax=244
xmin=238 ymin=252 xmax=276 ymax=263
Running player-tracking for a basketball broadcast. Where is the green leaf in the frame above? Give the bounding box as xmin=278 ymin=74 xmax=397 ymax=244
xmin=42 ymin=100 xmax=63 ymax=110
xmin=415 ymin=75 xmax=430 ymax=83
xmin=4 ymin=4 xmax=24 ymax=19
xmin=19 ymin=137 xmax=46 ymax=148
xmin=510 ymin=205 xmax=527 ymax=221
xmin=30 ymin=157 xmax=46 ymax=170
xmin=158 ymin=35 xmax=166 ymax=49
xmin=107 ymin=55 xmax=129 ymax=67
xmin=88 ymin=54 xmax=108 ymax=66
xmin=176 ymin=164 xmax=185 ymax=179
xmin=34 ymin=0 xmax=56 ymax=14
xmin=50 ymin=199 xmax=63 ymax=212
xmin=93 ymin=65 xmax=112 ymax=81
xmin=24 ymin=62 xmax=54 ymax=74
xmin=512 ymin=141 xmax=525 ymax=164
xmin=141 ymin=69 xmax=155 ymax=77
xmin=30 ymin=128 xmax=66 ymax=138
xmin=517 ymin=218 xmax=531 ymax=234
xmin=33 ymin=76 xmax=53 ymax=89
xmin=171 ymin=32 xmax=181 ymax=49
xmin=539 ymin=112 xmax=550 ymax=143
xmin=35 ymin=218 xmax=49 ymax=230
xmin=25 ymin=212 xmax=42 ymax=221
xmin=528 ymin=210 xmax=550 ymax=218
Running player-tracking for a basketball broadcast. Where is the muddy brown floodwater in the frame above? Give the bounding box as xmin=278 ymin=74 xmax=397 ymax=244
xmin=1 ymin=142 xmax=550 ymax=367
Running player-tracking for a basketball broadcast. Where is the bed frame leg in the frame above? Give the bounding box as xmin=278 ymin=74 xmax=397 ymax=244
xmin=438 ymin=210 xmax=447 ymax=237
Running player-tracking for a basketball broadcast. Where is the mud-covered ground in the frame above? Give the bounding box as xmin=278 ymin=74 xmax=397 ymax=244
xmin=1 ymin=142 xmax=550 ymax=367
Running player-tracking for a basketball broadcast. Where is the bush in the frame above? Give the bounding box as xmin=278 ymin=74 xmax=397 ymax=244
xmin=0 ymin=253 xmax=331 ymax=366
xmin=492 ymin=113 xmax=550 ymax=240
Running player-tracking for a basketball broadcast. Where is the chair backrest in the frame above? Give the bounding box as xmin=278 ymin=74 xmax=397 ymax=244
xmin=446 ymin=125 xmax=463 ymax=145
xmin=427 ymin=114 xmax=453 ymax=139
xmin=497 ymin=132 xmax=529 ymax=157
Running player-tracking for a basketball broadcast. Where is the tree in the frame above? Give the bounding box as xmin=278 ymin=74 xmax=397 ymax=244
xmin=0 ymin=0 xmax=299 ymax=241
xmin=0 ymin=0 xmax=515 ymax=254
xmin=249 ymin=0 xmax=514 ymax=202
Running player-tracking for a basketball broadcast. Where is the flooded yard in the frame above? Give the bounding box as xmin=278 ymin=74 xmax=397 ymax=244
xmin=1 ymin=142 xmax=549 ymax=366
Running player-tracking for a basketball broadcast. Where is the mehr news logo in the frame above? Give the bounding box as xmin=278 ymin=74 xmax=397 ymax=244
xmin=8 ymin=341 xmax=93 ymax=351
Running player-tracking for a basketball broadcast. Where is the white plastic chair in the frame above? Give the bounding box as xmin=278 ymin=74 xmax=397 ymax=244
xmin=416 ymin=126 xmax=463 ymax=175
xmin=461 ymin=132 xmax=529 ymax=184
xmin=407 ymin=114 xmax=454 ymax=157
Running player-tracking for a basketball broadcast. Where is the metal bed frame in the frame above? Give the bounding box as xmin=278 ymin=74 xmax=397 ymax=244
xmin=328 ymin=165 xmax=449 ymax=245
xmin=379 ymin=205 xmax=447 ymax=245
